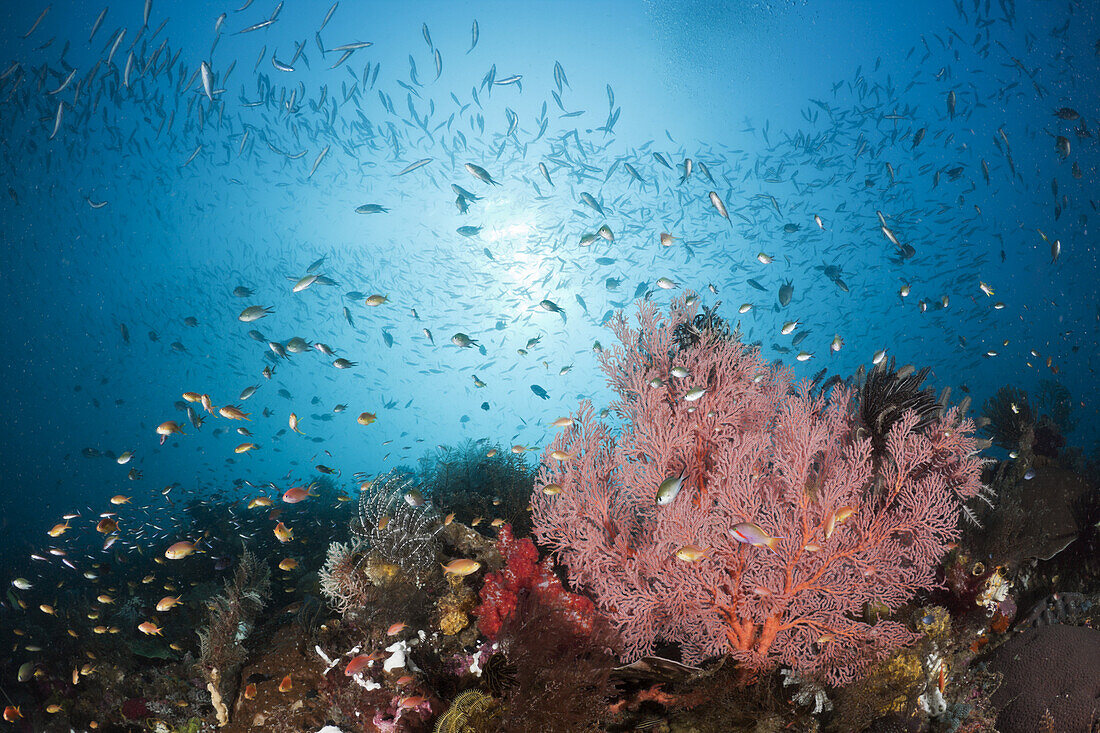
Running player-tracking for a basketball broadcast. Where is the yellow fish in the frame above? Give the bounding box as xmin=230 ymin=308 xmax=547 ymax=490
xmin=675 ymin=545 xmax=708 ymax=562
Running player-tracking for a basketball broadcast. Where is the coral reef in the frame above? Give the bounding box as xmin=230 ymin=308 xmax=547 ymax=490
xmin=196 ymin=548 xmax=271 ymax=726
xmin=532 ymin=296 xmax=983 ymax=685
xmin=10 ymin=361 xmax=1095 ymax=733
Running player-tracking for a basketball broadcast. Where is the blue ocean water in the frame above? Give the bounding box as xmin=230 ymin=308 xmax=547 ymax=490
xmin=1 ymin=0 xmax=1096 ymax=555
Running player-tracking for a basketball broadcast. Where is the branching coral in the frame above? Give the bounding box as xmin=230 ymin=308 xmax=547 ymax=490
xmin=196 ymin=548 xmax=270 ymax=726
xmin=532 ymin=297 xmax=983 ymax=686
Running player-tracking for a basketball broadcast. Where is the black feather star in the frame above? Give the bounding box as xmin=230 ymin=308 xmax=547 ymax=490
xmin=482 ymin=651 xmax=517 ymax=697
xmin=671 ymin=301 xmax=733 ymax=353
xmin=855 ymin=357 xmax=941 ymax=459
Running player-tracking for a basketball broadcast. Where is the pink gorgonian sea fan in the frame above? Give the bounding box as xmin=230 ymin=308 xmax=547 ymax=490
xmin=531 ymin=296 xmax=982 ymax=685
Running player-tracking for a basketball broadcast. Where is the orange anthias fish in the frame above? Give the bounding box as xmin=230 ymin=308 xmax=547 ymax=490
xmin=823 ymin=506 xmax=857 ymax=539
xmin=278 ymin=674 xmax=292 ymax=692
xmin=137 ymin=621 xmax=162 ymax=636
xmin=156 ymin=421 xmax=184 ymax=444
xmin=164 ymin=540 xmax=197 ymax=560
xmin=344 ymin=653 xmax=376 ymax=676
xmin=96 ymin=518 xmax=119 ymax=534
xmin=281 ymin=485 xmax=316 ymax=503
xmin=273 ymin=522 xmax=293 ymax=542
xmin=248 ymin=496 xmax=274 ymax=509
xmin=441 ymin=559 xmax=481 ymax=577
xmin=48 ymin=520 xmax=70 ymax=537
xmin=243 ymin=683 xmax=257 ymax=700
xmin=156 ymin=596 xmax=183 ymax=612
xmin=219 ymin=405 xmax=251 ymax=421
xmin=675 ymin=544 xmax=708 ymax=562
xmin=387 ymin=622 xmax=408 ymax=636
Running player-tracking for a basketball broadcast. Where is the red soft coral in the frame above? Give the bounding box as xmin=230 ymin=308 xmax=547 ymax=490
xmin=475 ymin=524 xmax=596 ymax=639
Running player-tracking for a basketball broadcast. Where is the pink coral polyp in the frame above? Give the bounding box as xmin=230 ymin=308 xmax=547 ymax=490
xmin=531 ymin=297 xmax=982 ymax=686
